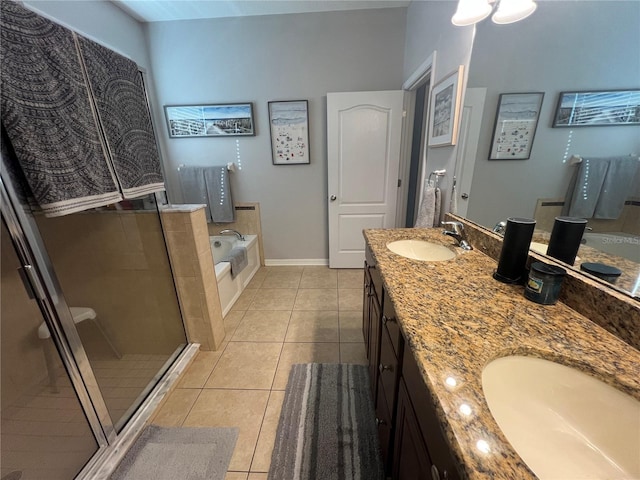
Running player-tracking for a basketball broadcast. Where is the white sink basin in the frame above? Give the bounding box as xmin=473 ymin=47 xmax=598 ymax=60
xmin=482 ymin=356 xmax=640 ymax=479
xmin=530 ymin=241 xmax=581 ymax=263
xmin=386 ymin=240 xmax=455 ymax=261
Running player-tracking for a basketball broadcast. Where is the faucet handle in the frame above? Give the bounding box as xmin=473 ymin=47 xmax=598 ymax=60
xmin=441 ymin=221 xmax=463 ymax=234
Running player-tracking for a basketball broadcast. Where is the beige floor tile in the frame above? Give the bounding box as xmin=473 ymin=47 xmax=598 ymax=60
xmin=225 ymin=473 xmax=248 ymax=480
xmin=223 ymin=311 xmax=246 ymax=345
xmin=176 ymin=350 xmax=223 ymax=389
xmin=251 ymin=390 xmax=285 ymax=472
xmin=338 ymin=288 xmax=363 ymax=311
xmin=183 ymin=389 xmax=269 ymax=471
xmin=338 ymin=269 xmax=363 ymax=288
xmin=248 ymin=289 xmax=297 ymax=310
xmin=339 ymin=311 xmax=364 ymax=343
xmin=247 ymin=474 xmax=268 ymax=480
xmin=261 ymin=271 xmax=302 ymax=289
xmin=205 ymin=342 xmax=282 ymax=390
xmin=285 ymin=311 xmax=339 ymax=343
xmin=230 ymin=289 xmax=259 ymax=312
xmin=293 ymin=289 xmax=338 ymax=311
xmin=245 ymin=269 xmax=268 ymax=289
xmin=231 ymin=311 xmax=291 ymax=342
xmin=151 ymin=389 xmax=200 ymax=427
xmin=273 ymin=343 xmax=340 ymax=390
xmin=340 ymin=343 xmax=368 ymax=365
xmin=299 ymin=267 xmax=337 ymax=288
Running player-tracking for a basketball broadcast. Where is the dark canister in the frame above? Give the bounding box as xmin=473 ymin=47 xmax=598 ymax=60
xmin=493 ymin=217 xmax=536 ymax=284
xmin=580 ymin=262 xmax=622 ymax=284
xmin=524 ymin=262 xmax=566 ymax=305
xmin=546 ymin=216 xmax=587 ymax=265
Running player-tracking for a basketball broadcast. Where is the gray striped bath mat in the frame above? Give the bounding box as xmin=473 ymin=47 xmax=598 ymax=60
xmin=268 ymin=363 xmax=384 ymax=480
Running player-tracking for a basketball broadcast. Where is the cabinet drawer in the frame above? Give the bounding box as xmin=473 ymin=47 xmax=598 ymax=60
xmin=382 ymin=290 xmax=402 ymax=358
xmin=379 ymin=326 xmax=399 ymax=415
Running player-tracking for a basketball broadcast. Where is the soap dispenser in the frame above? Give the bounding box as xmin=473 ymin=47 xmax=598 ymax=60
xmin=493 ymin=217 xmax=536 ymax=284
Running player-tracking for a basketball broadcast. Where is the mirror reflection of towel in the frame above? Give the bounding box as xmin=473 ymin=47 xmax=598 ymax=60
xmin=567 ymin=156 xmax=638 ymax=219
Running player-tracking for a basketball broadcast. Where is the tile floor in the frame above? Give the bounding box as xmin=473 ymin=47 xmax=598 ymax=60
xmin=151 ymin=266 xmax=366 ymax=480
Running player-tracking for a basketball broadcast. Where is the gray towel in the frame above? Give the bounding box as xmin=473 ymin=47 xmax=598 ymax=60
xmin=178 ymin=167 xmax=211 ymax=220
xmin=77 ymin=35 xmax=165 ymax=199
xmin=225 ymin=247 xmax=248 ymax=278
xmin=593 ymin=156 xmax=638 ymax=219
xmin=433 ymin=187 xmax=442 ymax=227
xmin=204 ymin=166 xmax=235 ymax=223
xmin=567 ymin=156 xmax=639 ymax=219
xmin=567 ymin=158 xmax=609 ymax=218
xmin=1 ymin=1 xmax=122 ymax=216
xmin=414 ymin=184 xmax=437 ymax=228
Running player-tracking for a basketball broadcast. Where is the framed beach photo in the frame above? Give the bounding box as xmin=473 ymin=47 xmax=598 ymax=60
xmin=164 ymin=103 xmax=255 ymax=138
xmin=553 ymin=90 xmax=640 ymax=127
xmin=489 ymin=92 xmax=544 ymax=160
xmin=268 ymin=100 xmax=310 ymax=165
xmin=428 ymin=66 xmax=464 ymax=147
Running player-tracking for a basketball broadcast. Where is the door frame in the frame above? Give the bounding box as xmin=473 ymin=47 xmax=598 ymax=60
xmin=396 ymin=51 xmax=437 ymax=227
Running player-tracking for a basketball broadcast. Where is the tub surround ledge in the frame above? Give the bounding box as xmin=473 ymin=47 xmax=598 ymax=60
xmin=363 ymin=226 xmax=640 ymax=480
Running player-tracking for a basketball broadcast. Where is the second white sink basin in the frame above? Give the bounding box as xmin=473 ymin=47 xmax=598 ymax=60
xmin=482 ymin=355 xmax=640 ymax=479
xmin=386 ymin=240 xmax=455 ymax=261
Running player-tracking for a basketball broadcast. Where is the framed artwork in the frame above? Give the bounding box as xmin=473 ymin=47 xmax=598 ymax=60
xmin=164 ymin=103 xmax=255 ymax=137
xmin=489 ymin=92 xmax=545 ymax=160
xmin=428 ymin=66 xmax=464 ymax=147
xmin=553 ymin=89 xmax=640 ymax=127
xmin=268 ymin=100 xmax=310 ymax=165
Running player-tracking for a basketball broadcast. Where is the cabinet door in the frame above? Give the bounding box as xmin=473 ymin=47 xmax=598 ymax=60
xmin=368 ymin=296 xmax=381 ymax=401
xmin=363 ymin=265 xmax=371 ymax=352
xmin=393 ymin=379 xmax=432 ymax=480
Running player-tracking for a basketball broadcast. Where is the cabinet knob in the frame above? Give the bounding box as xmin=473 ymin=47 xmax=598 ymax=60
xmin=431 ymin=465 xmax=448 ymax=480
xmin=382 ymin=315 xmax=395 ymax=325
xmin=375 ymin=417 xmax=386 ymax=426
xmin=330 ymin=195 xmax=337 ymax=201
xmin=378 ymin=363 xmax=392 ymax=373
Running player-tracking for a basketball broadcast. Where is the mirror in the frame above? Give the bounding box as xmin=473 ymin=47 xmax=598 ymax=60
xmin=463 ymin=0 xmax=640 ymax=298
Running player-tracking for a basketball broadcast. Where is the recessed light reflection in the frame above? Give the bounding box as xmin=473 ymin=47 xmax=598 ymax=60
xmin=459 ymin=403 xmax=472 ymax=416
xmin=476 ymin=439 xmax=491 ymax=454
xmin=445 ymin=376 xmax=457 ymax=388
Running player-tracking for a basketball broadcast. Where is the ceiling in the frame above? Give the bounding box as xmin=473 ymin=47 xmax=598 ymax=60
xmin=112 ymin=0 xmax=411 ymax=23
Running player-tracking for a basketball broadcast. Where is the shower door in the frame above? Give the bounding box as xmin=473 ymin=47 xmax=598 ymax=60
xmin=1 ymin=218 xmax=100 ymax=479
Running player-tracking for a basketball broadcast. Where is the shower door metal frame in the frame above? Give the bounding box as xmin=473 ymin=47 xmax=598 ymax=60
xmin=0 ymin=162 xmax=116 ymax=451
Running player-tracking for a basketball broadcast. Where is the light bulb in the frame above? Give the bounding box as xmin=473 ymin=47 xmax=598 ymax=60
xmin=452 ymin=0 xmax=492 ymax=26
xmin=492 ymin=0 xmax=537 ymax=24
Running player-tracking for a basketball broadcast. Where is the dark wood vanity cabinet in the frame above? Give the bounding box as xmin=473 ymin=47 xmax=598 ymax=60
xmin=363 ymin=246 xmax=460 ymax=480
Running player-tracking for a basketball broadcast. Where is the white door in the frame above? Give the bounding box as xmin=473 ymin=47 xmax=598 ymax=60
xmin=452 ymin=88 xmax=486 ymax=217
xmin=327 ymin=91 xmax=404 ymax=268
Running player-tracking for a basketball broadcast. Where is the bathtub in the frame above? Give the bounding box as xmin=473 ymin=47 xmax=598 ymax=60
xmin=582 ymin=232 xmax=640 ymax=263
xmin=210 ymin=234 xmax=260 ymax=316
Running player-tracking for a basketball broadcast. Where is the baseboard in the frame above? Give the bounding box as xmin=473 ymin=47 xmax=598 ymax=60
xmin=264 ymin=258 xmax=329 ymax=266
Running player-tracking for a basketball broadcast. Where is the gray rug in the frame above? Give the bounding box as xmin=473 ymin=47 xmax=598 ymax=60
xmin=268 ymin=363 xmax=384 ymax=480
xmin=110 ymin=425 xmax=238 ymax=480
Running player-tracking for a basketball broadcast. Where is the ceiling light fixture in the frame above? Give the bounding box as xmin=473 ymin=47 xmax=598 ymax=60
xmin=451 ymin=0 xmax=537 ymax=26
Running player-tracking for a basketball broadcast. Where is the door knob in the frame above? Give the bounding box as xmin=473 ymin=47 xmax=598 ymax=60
xmin=330 ymin=195 xmax=337 ymax=201
xmin=461 ymin=193 xmax=469 ymax=200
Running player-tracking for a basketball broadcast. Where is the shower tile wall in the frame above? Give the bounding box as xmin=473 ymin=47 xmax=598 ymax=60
xmin=161 ymin=207 xmax=225 ymax=350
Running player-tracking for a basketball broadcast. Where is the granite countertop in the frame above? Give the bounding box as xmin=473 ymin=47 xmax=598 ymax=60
xmin=364 ymin=227 xmax=640 ymax=480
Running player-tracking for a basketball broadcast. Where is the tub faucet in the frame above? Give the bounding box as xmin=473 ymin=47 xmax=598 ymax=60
xmin=219 ymin=229 xmax=245 ymax=241
xmin=442 ymin=221 xmax=473 ymax=251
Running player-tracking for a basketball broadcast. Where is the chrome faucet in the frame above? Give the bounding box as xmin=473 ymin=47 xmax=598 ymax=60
xmin=493 ymin=221 xmax=507 ymax=236
xmin=219 ymin=229 xmax=245 ymax=241
xmin=441 ymin=221 xmax=473 ymax=251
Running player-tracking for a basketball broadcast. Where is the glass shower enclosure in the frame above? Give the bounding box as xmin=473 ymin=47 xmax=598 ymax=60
xmin=1 ymin=170 xmax=190 ymax=478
